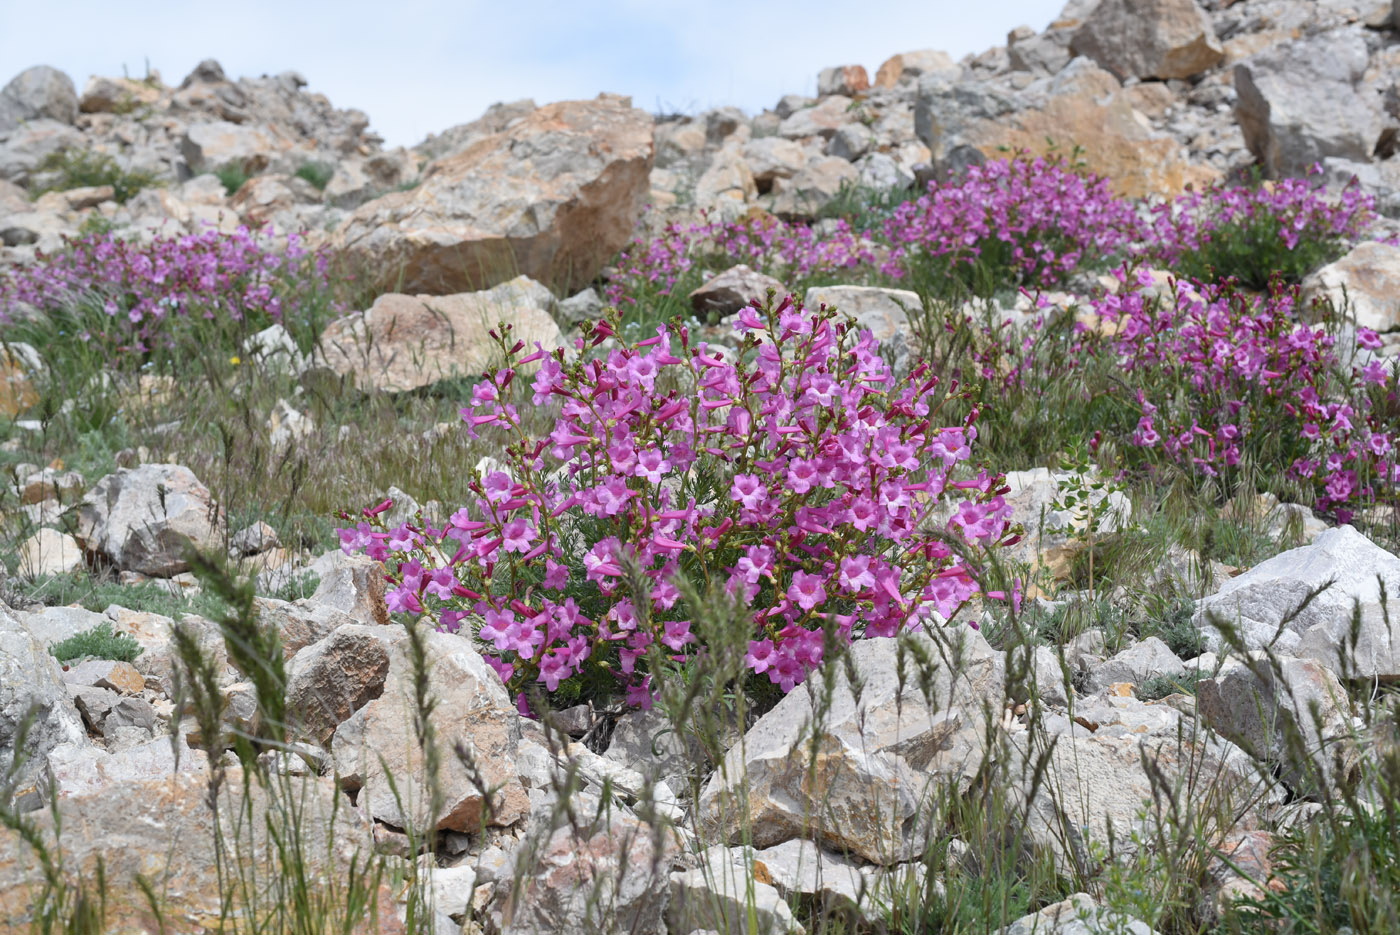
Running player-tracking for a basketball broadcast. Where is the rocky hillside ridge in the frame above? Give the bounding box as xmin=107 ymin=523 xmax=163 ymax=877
xmin=3 ymin=0 xmax=1400 ymax=281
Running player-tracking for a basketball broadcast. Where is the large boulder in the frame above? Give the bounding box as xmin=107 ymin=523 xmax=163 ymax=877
xmin=1197 ymin=655 xmax=1358 ymax=794
xmin=916 ymin=61 xmax=1213 ymax=198
xmin=0 ymin=118 xmax=83 ymax=185
xmin=74 ymin=464 xmax=223 ymax=577
xmin=0 ymin=66 xmax=78 ymax=133
xmin=1300 ymin=241 xmax=1400 ymax=333
xmin=331 ymin=628 xmax=529 ymax=832
xmin=315 ymin=275 xmax=565 ymax=392
xmin=0 ymin=609 xmax=88 ymax=807
xmin=1193 ymin=525 xmax=1400 ymax=656
xmin=285 ymin=623 xmax=395 ymax=745
xmin=1009 ymin=694 xmax=1267 ymax=874
xmin=180 ymin=120 xmax=279 ymax=174
xmin=1070 ymin=0 xmax=1223 ymax=80
xmin=698 ymin=630 xmax=1004 ymax=865
xmin=1234 ymin=30 xmax=1382 ymax=178
xmin=495 ymin=812 xmax=680 ymax=935
xmin=334 ymin=95 xmax=653 ymax=295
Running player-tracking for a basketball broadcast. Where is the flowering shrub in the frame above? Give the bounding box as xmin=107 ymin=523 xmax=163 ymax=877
xmin=606 ymin=213 xmax=875 ymax=311
xmin=879 ymin=156 xmax=1141 ymax=296
xmin=1097 ymin=270 xmax=1398 ymax=521
xmin=339 ymin=295 xmax=1017 ymax=708
xmin=1149 ymin=169 xmax=1376 ymax=289
xmin=0 ymin=227 xmax=334 ymax=360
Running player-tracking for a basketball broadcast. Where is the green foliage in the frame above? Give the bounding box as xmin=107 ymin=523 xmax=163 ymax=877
xmin=294 ymin=160 xmax=334 ymax=191
xmin=49 ymin=621 xmax=144 ymax=664
xmin=30 ymin=149 xmax=160 ymax=204
xmin=1137 ymin=669 xmax=1204 ymax=701
xmin=21 ymin=570 xmax=224 ymax=621
xmin=213 ymin=164 xmax=251 ymax=196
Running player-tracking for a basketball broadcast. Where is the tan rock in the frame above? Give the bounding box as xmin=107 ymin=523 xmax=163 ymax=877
xmin=768 ymin=155 xmax=857 ymax=218
xmin=690 ymin=264 xmax=785 ymax=317
xmin=286 ymin=624 xmax=396 ymax=745
xmin=332 ymin=628 xmax=529 ymax=832
xmin=1300 ymin=241 xmax=1400 ymax=333
xmin=74 ymin=463 xmax=223 ymax=577
xmin=873 ymin=49 xmax=960 ymax=88
xmin=334 ymin=95 xmax=653 ymax=295
xmin=959 ymin=63 xmax=1218 ymax=198
xmin=315 ymin=275 xmax=564 ymax=393
xmin=78 ymin=75 xmax=161 ymax=114
xmin=62 ymin=659 xmax=145 ymax=694
xmin=0 ymin=342 xmax=41 ymax=418
xmin=0 ymin=770 xmax=373 ymax=933
xmin=1071 ymin=0 xmax=1223 ymax=79
xmin=817 ymin=65 xmax=870 ymax=97
xmin=17 ymin=528 xmax=83 ymax=578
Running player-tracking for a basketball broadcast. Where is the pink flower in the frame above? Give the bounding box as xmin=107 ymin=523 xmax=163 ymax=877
xmin=787 ymin=571 xmax=826 ymax=612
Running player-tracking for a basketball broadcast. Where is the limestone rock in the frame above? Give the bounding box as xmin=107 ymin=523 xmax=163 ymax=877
xmin=778 ymin=97 xmax=853 ymax=141
xmin=1197 ymin=655 xmax=1359 ymax=794
xmin=769 ymin=155 xmax=857 ymax=218
xmin=335 ymin=95 xmax=653 ymax=295
xmin=497 ymin=813 xmax=679 ymax=935
xmin=690 ymin=265 xmax=785 ymax=317
xmin=668 ymin=845 xmax=803 ymax=935
xmin=181 ymin=120 xmax=278 ymax=174
xmin=62 ymin=659 xmax=144 ymax=695
xmin=0 ymin=769 xmax=373 ymax=932
xmin=873 ymin=50 xmax=960 ymax=89
xmin=0 ymin=608 xmax=88 ymax=806
xmin=315 ymin=275 xmax=564 ymax=393
xmin=1071 ymin=0 xmax=1223 ymax=80
xmin=0 ymin=66 xmax=78 ymax=133
xmin=1300 ymin=241 xmax=1400 ymax=333
xmin=332 ymin=628 xmax=529 ymax=832
xmin=78 ymin=75 xmax=161 ymax=114
xmin=1193 ymin=525 xmax=1400 ymax=655
xmin=16 ymin=528 xmax=83 ymax=578
xmin=698 ymin=630 xmax=1003 ymax=864
xmin=74 ymin=463 xmax=223 ymax=577
xmin=817 ymin=65 xmax=870 ymax=97
xmin=1083 ymin=638 xmax=1186 ymax=693
xmin=0 ymin=118 xmax=83 ymax=185
xmin=1003 ymin=892 xmax=1159 ymax=934
xmin=286 ymin=624 xmax=395 ymax=745
xmin=1234 ymin=30 xmax=1381 ymax=178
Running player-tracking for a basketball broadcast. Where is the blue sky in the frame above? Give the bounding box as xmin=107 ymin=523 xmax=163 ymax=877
xmin=0 ymin=1 xmax=1067 ymax=148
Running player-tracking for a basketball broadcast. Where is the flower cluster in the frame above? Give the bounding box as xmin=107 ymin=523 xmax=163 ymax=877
xmin=339 ymin=296 xmax=1015 ymax=708
xmin=0 ymin=227 xmax=333 ymax=355
xmin=879 ymin=156 xmax=1141 ymax=291
xmin=606 ymin=212 xmax=876 ymax=308
xmin=1148 ymin=169 xmax=1378 ymax=288
xmin=1096 ymin=269 xmax=1398 ymax=520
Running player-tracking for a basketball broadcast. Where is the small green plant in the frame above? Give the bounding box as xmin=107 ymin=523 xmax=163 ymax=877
xmin=214 ymin=164 xmax=251 ymax=196
xmin=49 ymin=621 xmax=143 ymax=664
xmin=294 ymin=160 xmax=334 ymax=191
xmin=1137 ymin=670 xmax=1204 ymax=701
xmin=30 ymin=149 xmax=160 ymax=205
xmin=1052 ymin=441 xmax=1130 ymax=603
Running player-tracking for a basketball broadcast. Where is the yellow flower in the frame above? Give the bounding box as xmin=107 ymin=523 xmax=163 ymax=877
xmin=229 ymin=355 xmax=241 ymax=365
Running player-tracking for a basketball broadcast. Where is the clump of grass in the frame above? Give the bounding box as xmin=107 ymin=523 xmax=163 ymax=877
xmin=30 ymin=149 xmax=160 ymax=204
xmin=213 ymin=164 xmax=251 ymax=196
xmin=20 ymin=570 xmax=224 ymax=620
xmin=49 ymin=621 xmax=144 ymax=664
xmin=294 ymin=161 xmax=334 ymax=191
xmin=1138 ymin=670 xmax=1205 ymax=701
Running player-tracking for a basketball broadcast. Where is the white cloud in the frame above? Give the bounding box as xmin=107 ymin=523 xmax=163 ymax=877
xmin=0 ymin=0 xmax=1067 ymax=147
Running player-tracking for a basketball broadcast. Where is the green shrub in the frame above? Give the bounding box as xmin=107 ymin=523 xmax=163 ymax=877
xmin=294 ymin=161 xmax=334 ymax=191
xmin=50 ymin=622 xmax=143 ymax=664
xmin=214 ymin=165 xmax=251 ymax=196
xmin=30 ymin=149 xmax=160 ymax=205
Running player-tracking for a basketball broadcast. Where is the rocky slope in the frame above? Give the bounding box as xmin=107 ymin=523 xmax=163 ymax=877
xmin=3 ymin=0 xmax=1399 ymax=276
